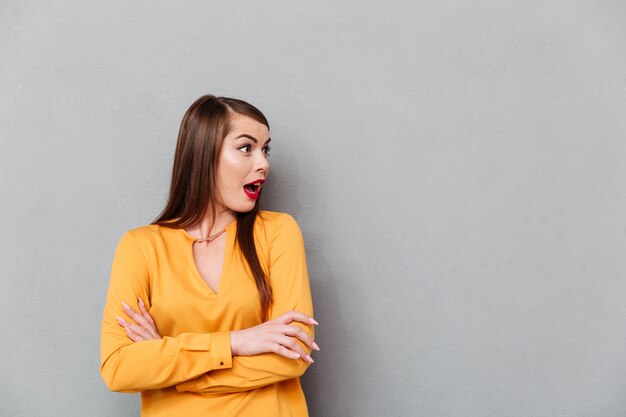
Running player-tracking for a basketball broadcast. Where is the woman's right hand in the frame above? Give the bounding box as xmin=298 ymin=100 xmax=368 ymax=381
xmin=230 ymin=310 xmax=320 ymax=363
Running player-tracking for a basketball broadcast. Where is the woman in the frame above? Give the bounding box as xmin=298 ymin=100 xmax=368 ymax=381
xmin=100 ymin=95 xmax=318 ymax=417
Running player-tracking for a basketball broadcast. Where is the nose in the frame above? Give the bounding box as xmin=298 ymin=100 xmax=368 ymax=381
xmin=255 ymin=149 xmax=269 ymax=174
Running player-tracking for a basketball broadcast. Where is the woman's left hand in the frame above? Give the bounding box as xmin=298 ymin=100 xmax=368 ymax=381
xmin=116 ymin=298 xmax=162 ymax=342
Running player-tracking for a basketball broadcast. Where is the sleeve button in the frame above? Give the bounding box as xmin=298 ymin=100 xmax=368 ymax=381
xmin=220 ymin=361 xmax=224 ymax=366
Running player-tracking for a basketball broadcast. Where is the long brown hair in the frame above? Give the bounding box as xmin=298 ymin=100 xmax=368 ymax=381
xmin=153 ymin=95 xmax=273 ymax=320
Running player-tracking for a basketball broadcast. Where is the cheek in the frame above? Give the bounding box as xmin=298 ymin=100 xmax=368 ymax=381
xmin=218 ymin=155 xmax=246 ymax=189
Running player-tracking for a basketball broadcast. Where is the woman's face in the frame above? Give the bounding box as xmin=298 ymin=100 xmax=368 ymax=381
xmin=215 ymin=114 xmax=271 ymax=214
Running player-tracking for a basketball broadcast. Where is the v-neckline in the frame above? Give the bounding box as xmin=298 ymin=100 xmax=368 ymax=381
xmin=178 ymin=221 xmax=236 ymax=296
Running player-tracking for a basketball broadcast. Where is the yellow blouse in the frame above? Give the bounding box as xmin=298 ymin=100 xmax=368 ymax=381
xmin=100 ymin=211 xmax=314 ymax=417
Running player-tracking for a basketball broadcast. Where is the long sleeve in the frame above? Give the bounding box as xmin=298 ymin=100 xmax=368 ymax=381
xmin=100 ymin=231 xmax=233 ymax=392
xmin=175 ymin=214 xmax=314 ymax=395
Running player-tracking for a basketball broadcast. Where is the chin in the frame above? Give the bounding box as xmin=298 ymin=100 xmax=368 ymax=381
xmin=230 ymin=202 xmax=257 ymax=213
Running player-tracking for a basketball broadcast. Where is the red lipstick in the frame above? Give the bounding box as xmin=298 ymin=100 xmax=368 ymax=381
xmin=243 ymin=178 xmax=265 ymax=200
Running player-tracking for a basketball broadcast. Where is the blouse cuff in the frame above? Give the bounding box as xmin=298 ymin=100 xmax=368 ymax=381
xmin=208 ymin=330 xmax=233 ymax=370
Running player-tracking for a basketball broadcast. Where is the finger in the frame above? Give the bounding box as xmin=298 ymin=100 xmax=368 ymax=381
xmin=116 ymin=315 xmax=133 ymax=331
xmin=277 ymin=335 xmax=309 ymax=361
xmin=279 ymin=310 xmax=318 ymax=325
xmin=276 ymin=336 xmax=314 ymax=363
xmin=277 ymin=310 xmax=319 ymax=326
xmin=118 ymin=310 xmax=160 ymax=342
xmin=118 ymin=313 xmax=155 ymax=340
xmin=127 ymin=321 xmax=155 ymax=340
xmin=280 ymin=324 xmax=315 ymax=350
xmin=137 ymin=298 xmax=156 ymax=327
xmin=271 ymin=341 xmax=305 ymax=361
xmin=117 ymin=316 xmax=145 ymax=342
xmin=124 ymin=324 xmax=146 ymax=342
xmin=137 ymin=298 xmax=160 ymax=339
xmin=121 ymin=302 xmax=158 ymax=336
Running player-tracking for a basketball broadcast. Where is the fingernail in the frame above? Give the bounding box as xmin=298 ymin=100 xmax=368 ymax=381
xmin=138 ymin=298 xmax=144 ymax=307
xmin=312 ymin=342 xmax=320 ymax=351
xmin=121 ymin=302 xmax=130 ymax=310
xmin=309 ymin=318 xmax=319 ymax=325
xmin=293 ymin=353 xmax=300 ymax=359
xmin=305 ymin=354 xmax=314 ymax=363
xmin=116 ymin=315 xmax=125 ymax=324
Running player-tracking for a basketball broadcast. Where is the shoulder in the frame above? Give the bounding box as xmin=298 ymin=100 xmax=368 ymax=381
xmin=256 ymin=210 xmax=302 ymax=234
xmin=256 ymin=210 xmax=305 ymax=251
xmin=122 ymin=223 xmax=161 ymax=240
xmin=117 ymin=223 xmax=178 ymax=250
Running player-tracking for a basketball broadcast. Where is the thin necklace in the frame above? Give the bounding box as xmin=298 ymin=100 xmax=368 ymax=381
xmin=195 ymin=229 xmax=225 ymax=243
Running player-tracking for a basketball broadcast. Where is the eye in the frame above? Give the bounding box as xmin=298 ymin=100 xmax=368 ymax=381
xmin=263 ymin=145 xmax=271 ymax=157
xmin=238 ymin=144 xmax=252 ymax=153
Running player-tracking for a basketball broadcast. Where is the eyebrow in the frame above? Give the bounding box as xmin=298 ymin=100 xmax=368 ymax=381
xmin=235 ymin=134 xmax=271 ymax=145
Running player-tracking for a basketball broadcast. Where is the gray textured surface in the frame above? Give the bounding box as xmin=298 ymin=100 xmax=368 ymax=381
xmin=2 ymin=1 xmax=626 ymax=416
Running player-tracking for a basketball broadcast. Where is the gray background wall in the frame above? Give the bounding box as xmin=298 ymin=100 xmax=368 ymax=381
xmin=1 ymin=1 xmax=625 ymax=416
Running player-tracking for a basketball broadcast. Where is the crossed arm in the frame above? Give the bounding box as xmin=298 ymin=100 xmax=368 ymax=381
xmin=119 ymin=302 xmax=318 ymax=363
xmin=118 ymin=304 xmax=318 ymax=395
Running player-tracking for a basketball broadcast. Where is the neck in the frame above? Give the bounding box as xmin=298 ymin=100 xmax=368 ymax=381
xmin=188 ymin=209 xmax=237 ymax=239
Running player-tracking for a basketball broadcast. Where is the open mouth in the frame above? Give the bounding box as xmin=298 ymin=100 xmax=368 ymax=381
xmin=243 ymin=179 xmax=265 ymax=200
